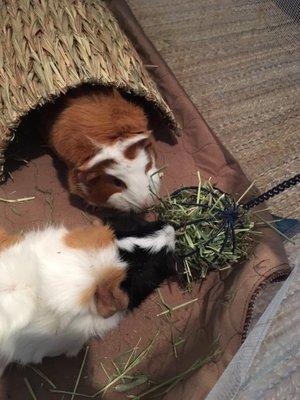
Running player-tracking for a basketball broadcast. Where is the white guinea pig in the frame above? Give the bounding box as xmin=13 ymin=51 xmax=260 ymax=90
xmin=0 ymin=218 xmax=177 ymax=377
xmin=0 ymin=223 xmax=129 ymax=376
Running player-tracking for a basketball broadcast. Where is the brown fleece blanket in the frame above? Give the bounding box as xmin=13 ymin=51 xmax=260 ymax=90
xmin=0 ymin=1 xmax=289 ymax=399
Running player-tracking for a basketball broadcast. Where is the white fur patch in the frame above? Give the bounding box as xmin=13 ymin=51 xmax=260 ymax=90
xmin=85 ymin=135 xmax=160 ymax=211
xmin=117 ymin=225 xmax=175 ymax=253
xmin=86 ymin=134 xmax=148 ymax=169
xmin=0 ymin=225 xmax=126 ymax=368
xmin=0 ymin=247 xmax=39 ymax=341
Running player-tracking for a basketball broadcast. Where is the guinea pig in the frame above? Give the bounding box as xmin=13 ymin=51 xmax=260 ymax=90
xmin=103 ymin=212 xmax=177 ymax=310
xmin=0 ymin=223 xmax=129 ymax=376
xmin=0 ymin=219 xmax=176 ymax=376
xmin=38 ymin=86 xmax=160 ymax=211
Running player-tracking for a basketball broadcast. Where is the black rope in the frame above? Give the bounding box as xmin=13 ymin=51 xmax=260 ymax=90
xmin=243 ymin=174 xmax=300 ymax=210
xmin=171 ymin=174 xmax=300 ymax=212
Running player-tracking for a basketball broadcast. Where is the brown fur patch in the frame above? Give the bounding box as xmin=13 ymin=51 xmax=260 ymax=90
xmin=78 ymin=158 xmax=116 ymax=174
xmin=79 ymin=284 xmax=97 ymax=307
xmin=64 ymin=225 xmax=115 ymax=250
xmin=95 ymin=267 xmax=128 ymax=318
xmin=124 ymin=135 xmax=150 ymax=160
xmin=123 ymin=135 xmax=157 ymax=174
xmin=68 ymin=169 xmax=124 ymax=207
xmin=0 ymin=229 xmax=21 ymax=251
xmin=44 ymin=87 xmax=148 ymax=168
xmin=79 ymin=267 xmax=128 ymax=318
xmin=69 ymin=158 xmax=120 ymax=205
xmin=38 ymin=87 xmax=153 ymax=207
xmin=145 ymin=160 xmax=153 ymax=173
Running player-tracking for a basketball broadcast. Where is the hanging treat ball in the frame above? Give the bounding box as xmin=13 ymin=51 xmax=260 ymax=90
xmin=151 ymin=180 xmax=255 ymax=285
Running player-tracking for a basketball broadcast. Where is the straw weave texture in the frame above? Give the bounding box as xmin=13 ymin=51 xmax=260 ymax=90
xmin=0 ymin=0 xmax=178 ymax=178
xmin=128 ymin=0 xmax=300 ymax=218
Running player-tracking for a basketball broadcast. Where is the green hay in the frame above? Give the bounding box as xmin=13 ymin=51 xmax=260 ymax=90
xmin=151 ymin=177 xmax=255 ymax=285
xmin=10 ymin=206 xmax=23 ymax=216
xmin=29 ymin=366 xmax=57 ymax=389
xmin=156 ymin=298 xmax=199 ymax=317
xmin=129 ymin=342 xmax=221 ymax=400
xmin=24 ymin=378 xmax=38 ymax=400
xmin=50 ymin=333 xmax=159 ymax=398
xmin=30 ymin=328 xmax=216 ymax=399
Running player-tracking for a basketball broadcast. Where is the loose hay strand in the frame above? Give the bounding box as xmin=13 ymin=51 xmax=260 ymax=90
xmin=24 ymin=378 xmax=38 ymax=400
xmin=236 ymin=180 xmax=256 ymax=204
xmin=131 ymin=344 xmax=221 ymax=399
xmin=29 ymin=366 xmax=57 ymax=389
xmin=50 ymin=332 xmax=159 ymax=398
xmin=0 ymin=196 xmax=35 ymax=203
xmin=255 ymin=214 xmax=295 ymax=244
xmin=114 ymin=375 xmax=149 ymax=393
xmin=71 ymin=346 xmax=89 ymax=400
xmin=156 ymin=298 xmax=198 ymax=317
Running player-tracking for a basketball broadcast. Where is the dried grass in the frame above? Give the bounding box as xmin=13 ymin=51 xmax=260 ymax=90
xmin=24 ymin=377 xmax=38 ymax=400
xmin=130 ymin=341 xmax=221 ymax=399
xmin=151 ymin=176 xmax=255 ymax=286
xmin=0 ymin=195 xmax=35 ymax=203
xmin=0 ymin=0 xmax=179 ymax=180
xmin=32 ymin=331 xmax=217 ymax=399
xmin=50 ymin=332 xmax=159 ymax=398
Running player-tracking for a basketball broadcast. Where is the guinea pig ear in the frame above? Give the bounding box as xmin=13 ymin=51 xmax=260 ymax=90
xmin=136 ymin=130 xmax=153 ymax=142
xmin=76 ymin=168 xmax=100 ymax=185
xmin=123 ymin=133 xmax=153 ymax=160
xmin=95 ymin=268 xmax=129 ymax=318
xmin=75 ymin=156 xmax=105 ymax=184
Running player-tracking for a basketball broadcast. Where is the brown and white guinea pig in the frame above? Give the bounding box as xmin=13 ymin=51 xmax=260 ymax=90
xmin=103 ymin=212 xmax=177 ymax=310
xmin=0 ymin=220 xmax=175 ymax=376
xmin=0 ymin=223 xmax=128 ymax=376
xmin=39 ymin=86 xmax=160 ymax=211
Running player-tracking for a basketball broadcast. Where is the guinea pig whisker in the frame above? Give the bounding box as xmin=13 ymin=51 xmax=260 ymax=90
xmin=124 ymin=198 xmax=144 ymax=211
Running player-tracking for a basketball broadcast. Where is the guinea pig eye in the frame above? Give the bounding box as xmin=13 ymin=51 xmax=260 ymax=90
xmin=113 ymin=177 xmax=126 ymax=188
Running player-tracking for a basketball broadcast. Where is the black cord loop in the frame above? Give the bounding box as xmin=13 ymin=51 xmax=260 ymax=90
xmin=243 ymin=174 xmax=300 ymax=210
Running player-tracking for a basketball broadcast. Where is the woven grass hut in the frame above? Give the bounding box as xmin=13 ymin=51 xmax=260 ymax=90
xmin=0 ymin=0 xmax=179 ymax=181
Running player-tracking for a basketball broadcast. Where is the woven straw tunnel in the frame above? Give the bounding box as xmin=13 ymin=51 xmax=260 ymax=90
xmin=0 ymin=0 xmax=179 ymax=181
